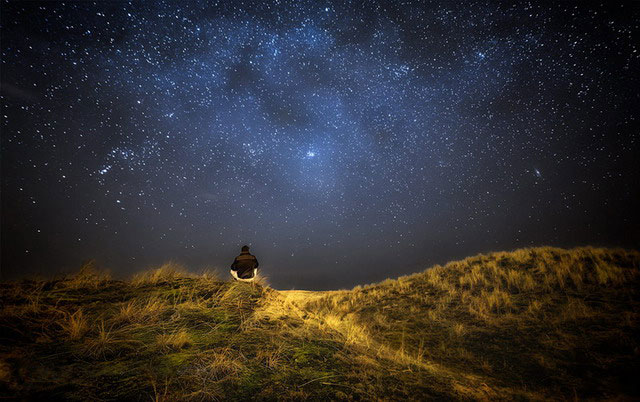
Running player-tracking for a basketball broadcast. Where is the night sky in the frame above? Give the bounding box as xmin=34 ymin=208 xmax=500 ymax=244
xmin=1 ymin=1 xmax=638 ymax=290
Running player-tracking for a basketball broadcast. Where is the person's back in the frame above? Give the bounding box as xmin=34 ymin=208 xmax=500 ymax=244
xmin=230 ymin=245 xmax=259 ymax=280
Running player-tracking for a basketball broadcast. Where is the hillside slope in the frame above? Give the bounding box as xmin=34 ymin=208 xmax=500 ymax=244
xmin=1 ymin=246 xmax=638 ymax=400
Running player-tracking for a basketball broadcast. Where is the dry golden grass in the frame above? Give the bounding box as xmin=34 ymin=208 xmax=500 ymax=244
xmin=1 ymin=246 xmax=638 ymax=400
xmin=256 ymin=342 xmax=286 ymax=370
xmin=114 ymin=296 xmax=167 ymax=324
xmin=62 ymin=260 xmax=111 ymax=289
xmin=301 ymin=246 xmax=639 ymax=399
xmin=202 ymin=348 xmax=244 ymax=380
xmin=81 ymin=320 xmax=138 ymax=358
xmin=59 ymin=309 xmax=89 ymax=340
xmin=131 ymin=262 xmax=192 ymax=286
xmin=156 ymin=329 xmax=191 ymax=351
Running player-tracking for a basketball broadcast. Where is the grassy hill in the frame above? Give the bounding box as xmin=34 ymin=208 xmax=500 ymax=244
xmin=1 ymin=246 xmax=638 ymax=400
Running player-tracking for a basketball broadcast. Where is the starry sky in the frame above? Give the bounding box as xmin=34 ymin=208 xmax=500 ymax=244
xmin=1 ymin=1 xmax=638 ymax=289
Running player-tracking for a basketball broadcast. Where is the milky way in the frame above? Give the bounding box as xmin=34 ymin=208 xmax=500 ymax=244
xmin=1 ymin=1 xmax=638 ymax=289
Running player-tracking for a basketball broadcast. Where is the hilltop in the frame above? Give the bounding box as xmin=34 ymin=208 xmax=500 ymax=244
xmin=1 ymin=246 xmax=638 ymax=400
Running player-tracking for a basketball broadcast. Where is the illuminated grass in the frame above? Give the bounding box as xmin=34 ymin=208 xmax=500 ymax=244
xmin=0 ymin=246 xmax=638 ymax=400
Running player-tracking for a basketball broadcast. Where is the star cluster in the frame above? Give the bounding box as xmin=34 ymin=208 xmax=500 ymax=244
xmin=1 ymin=1 xmax=638 ymax=289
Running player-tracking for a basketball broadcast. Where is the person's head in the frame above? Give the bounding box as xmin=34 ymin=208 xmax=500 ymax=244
xmin=241 ymin=245 xmax=250 ymax=252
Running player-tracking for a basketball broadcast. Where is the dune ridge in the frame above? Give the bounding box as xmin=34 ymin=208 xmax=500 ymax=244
xmin=1 ymin=246 xmax=638 ymax=400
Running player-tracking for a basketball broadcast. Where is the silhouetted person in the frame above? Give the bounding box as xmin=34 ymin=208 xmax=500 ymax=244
xmin=230 ymin=245 xmax=259 ymax=281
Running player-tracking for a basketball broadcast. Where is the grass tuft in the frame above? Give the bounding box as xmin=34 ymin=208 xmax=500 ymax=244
xmin=156 ymin=329 xmax=191 ymax=351
xmin=132 ymin=262 xmax=191 ymax=286
xmin=62 ymin=260 xmax=111 ymax=289
xmin=59 ymin=309 xmax=89 ymax=340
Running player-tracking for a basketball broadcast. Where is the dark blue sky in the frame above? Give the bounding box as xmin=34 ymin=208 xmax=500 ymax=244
xmin=1 ymin=1 xmax=638 ymax=289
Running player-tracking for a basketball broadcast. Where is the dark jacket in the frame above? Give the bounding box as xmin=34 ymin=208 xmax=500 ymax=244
xmin=231 ymin=251 xmax=259 ymax=279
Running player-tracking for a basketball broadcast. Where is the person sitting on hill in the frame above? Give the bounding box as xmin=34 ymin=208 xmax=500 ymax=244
xmin=230 ymin=245 xmax=259 ymax=282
